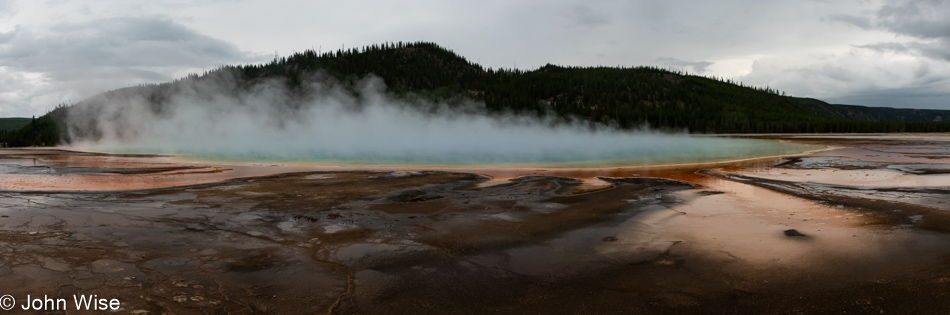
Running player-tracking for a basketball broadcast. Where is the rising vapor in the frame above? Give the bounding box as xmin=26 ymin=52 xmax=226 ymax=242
xmin=64 ymin=71 xmax=798 ymax=166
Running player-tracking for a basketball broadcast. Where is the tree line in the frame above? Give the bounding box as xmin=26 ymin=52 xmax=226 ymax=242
xmin=4 ymin=41 xmax=950 ymax=147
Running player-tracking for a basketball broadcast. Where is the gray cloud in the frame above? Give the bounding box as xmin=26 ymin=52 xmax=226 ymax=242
xmin=910 ymin=40 xmax=950 ymax=62
xmin=0 ymin=0 xmax=16 ymax=19
xmin=825 ymin=84 xmax=950 ymax=109
xmin=0 ymin=71 xmax=48 ymax=117
xmin=565 ymin=4 xmax=609 ymax=28
xmin=736 ymin=51 xmax=950 ymax=110
xmin=914 ymin=63 xmax=931 ymax=78
xmin=832 ymin=0 xmax=950 ymax=62
xmin=875 ymin=0 xmax=950 ymax=39
xmin=654 ymin=57 xmax=713 ymax=73
xmin=724 ymin=0 xmax=950 ymax=109
xmin=1 ymin=0 xmax=950 ymax=116
xmin=855 ymin=42 xmax=909 ymax=53
xmin=0 ymin=16 xmax=259 ymax=116
xmin=828 ymin=14 xmax=873 ymax=30
xmin=793 ymin=65 xmax=950 ymax=109
xmin=0 ymin=29 xmax=13 ymax=43
xmin=0 ymin=17 xmax=252 ymax=74
xmin=874 ymin=0 xmax=950 ymax=63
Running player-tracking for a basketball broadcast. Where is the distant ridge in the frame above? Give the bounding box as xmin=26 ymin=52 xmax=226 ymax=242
xmin=3 ymin=41 xmax=950 ymax=146
xmin=0 ymin=117 xmax=31 ymax=132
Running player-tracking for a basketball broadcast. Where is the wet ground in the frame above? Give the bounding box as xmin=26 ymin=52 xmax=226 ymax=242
xmin=1 ymin=135 xmax=950 ymax=314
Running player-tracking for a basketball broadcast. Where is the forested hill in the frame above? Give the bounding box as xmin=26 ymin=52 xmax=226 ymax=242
xmin=0 ymin=118 xmax=31 ymax=133
xmin=4 ymin=41 xmax=950 ymax=146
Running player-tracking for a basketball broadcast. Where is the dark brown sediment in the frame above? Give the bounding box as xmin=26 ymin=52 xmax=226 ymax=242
xmin=0 ymin=135 xmax=949 ymax=313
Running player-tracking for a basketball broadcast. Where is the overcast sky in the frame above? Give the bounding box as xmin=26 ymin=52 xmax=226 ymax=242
xmin=0 ymin=0 xmax=948 ymax=117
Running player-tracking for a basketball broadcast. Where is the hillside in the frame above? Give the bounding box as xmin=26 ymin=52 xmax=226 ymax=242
xmin=791 ymin=98 xmax=948 ymax=123
xmin=3 ymin=41 xmax=950 ymax=146
xmin=0 ymin=118 xmax=31 ymax=132
xmin=1 ymin=109 xmax=64 ymax=147
xmin=0 ymin=117 xmax=33 ymax=147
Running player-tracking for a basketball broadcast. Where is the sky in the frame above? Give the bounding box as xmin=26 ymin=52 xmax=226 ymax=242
xmin=0 ymin=0 xmax=948 ymax=117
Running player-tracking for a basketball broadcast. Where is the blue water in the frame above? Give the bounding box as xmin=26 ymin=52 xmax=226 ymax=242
xmin=96 ymin=136 xmax=818 ymax=168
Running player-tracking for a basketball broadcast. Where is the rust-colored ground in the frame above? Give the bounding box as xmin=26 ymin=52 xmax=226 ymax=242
xmin=1 ymin=135 xmax=949 ymax=314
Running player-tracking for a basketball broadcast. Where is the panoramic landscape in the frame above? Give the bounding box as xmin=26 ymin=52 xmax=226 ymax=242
xmin=2 ymin=1 xmax=950 ymax=314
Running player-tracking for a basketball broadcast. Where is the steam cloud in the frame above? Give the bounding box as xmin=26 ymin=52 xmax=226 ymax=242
xmin=65 ymin=72 xmax=796 ymax=166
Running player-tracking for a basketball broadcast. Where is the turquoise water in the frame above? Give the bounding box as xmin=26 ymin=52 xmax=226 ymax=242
xmin=95 ymin=136 xmax=818 ymax=168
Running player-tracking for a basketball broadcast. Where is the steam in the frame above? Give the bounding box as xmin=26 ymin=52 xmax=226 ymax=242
xmin=65 ymin=72 xmax=799 ymax=166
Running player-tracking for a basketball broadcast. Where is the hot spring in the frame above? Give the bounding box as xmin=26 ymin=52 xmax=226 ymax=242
xmin=84 ymin=132 xmax=817 ymax=168
xmin=66 ymin=76 xmax=819 ymax=167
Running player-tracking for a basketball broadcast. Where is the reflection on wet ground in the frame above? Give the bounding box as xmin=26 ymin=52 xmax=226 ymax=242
xmin=1 ymin=136 xmax=950 ymax=314
xmin=711 ymin=138 xmax=950 ymax=234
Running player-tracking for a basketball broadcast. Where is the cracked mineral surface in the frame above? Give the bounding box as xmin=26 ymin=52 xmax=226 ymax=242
xmin=1 ymin=135 xmax=950 ymax=314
